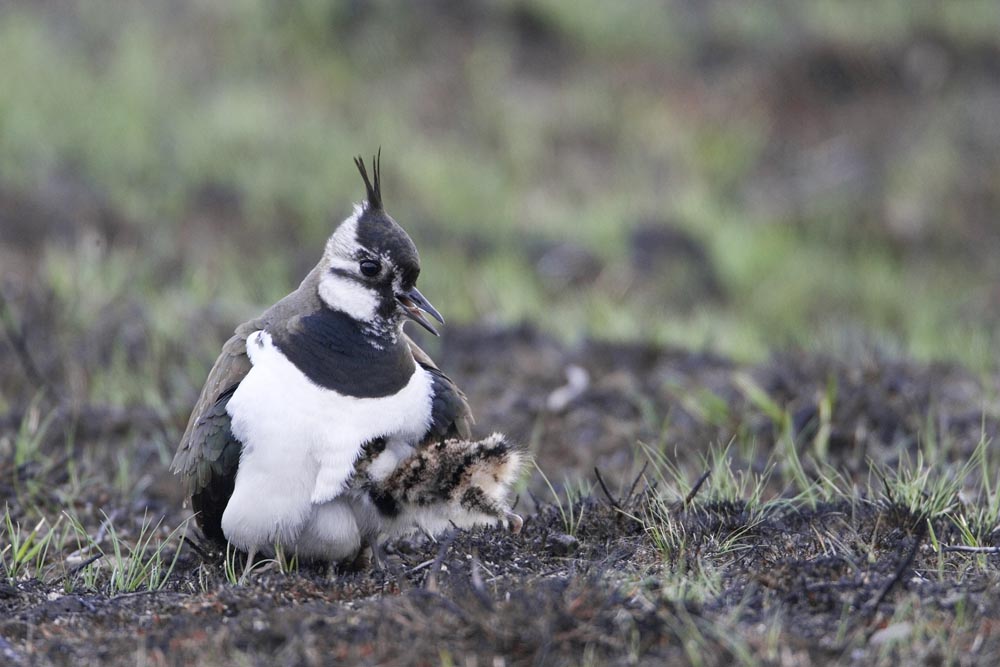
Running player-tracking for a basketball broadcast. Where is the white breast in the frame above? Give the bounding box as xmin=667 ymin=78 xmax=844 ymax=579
xmin=220 ymin=329 xmax=433 ymax=552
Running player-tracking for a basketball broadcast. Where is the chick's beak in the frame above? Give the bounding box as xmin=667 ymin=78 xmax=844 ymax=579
xmin=396 ymin=286 xmax=445 ymax=336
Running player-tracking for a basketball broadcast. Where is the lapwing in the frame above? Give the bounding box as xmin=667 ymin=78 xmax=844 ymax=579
xmin=171 ymin=153 xmax=523 ymax=572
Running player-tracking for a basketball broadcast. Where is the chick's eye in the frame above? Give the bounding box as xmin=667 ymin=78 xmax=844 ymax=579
xmin=359 ymin=259 xmax=381 ymax=277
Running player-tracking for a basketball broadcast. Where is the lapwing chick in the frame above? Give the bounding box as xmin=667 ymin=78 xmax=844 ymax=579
xmin=354 ymin=433 xmax=525 ymax=542
xmin=171 ymin=153 xmax=523 ymax=575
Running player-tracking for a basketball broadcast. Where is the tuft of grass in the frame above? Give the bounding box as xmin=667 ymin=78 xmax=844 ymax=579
xmin=875 ymin=447 xmax=965 ymax=524
xmin=10 ymin=394 xmax=55 ymax=469
xmin=102 ymin=512 xmax=188 ymax=594
xmin=732 ymin=374 xmax=850 ymax=508
xmin=635 ymin=412 xmax=1000 ymax=601
xmin=535 ymin=462 xmax=590 ymax=537
xmin=63 ymin=511 xmax=190 ymax=595
xmin=223 ymin=542 xmax=241 ymax=586
xmin=633 ymin=440 xmax=775 ymax=605
xmin=1 ymin=508 xmax=61 ymax=582
xmin=957 ymin=429 xmax=1000 ymax=543
xmin=639 ymin=438 xmax=777 ymax=512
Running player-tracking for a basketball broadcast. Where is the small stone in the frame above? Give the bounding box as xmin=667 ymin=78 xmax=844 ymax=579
xmin=546 ymin=365 xmax=590 ymax=412
xmin=548 ymin=533 xmax=579 ymax=556
xmin=869 ymin=622 xmax=912 ymax=646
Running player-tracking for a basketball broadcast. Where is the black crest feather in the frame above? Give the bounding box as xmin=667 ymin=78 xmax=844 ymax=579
xmin=353 ymin=148 xmax=383 ymax=210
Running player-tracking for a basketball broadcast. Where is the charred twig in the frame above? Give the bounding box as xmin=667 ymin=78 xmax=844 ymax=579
xmin=424 ymin=531 xmax=457 ymax=593
xmin=683 ymin=469 xmax=712 ymax=508
xmin=527 ymin=490 xmax=543 ymax=511
xmin=872 ymin=464 xmax=894 ymax=506
xmin=67 ymin=554 xmax=103 ymax=577
xmin=94 ymin=509 xmax=122 ymax=545
xmin=65 ymin=510 xmax=121 ymax=564
xmin=622 ymin=461 xmax=649 ymax=507
xmin=110 ymin=589 xmax=168 ymax=600
xmin=593 ymin=467 xmax=621 ymax=512
xmin=598 ymin=547 xmax=636 ymax=568
xmin=868 ymin=519 xmax=927 ymax=613
xmin=54 ymin=549 xmax=102 ymax=589
xmin=941 ymin=545 xmax=1000 ymax=554
xmin=469 ymin=549 xmax=493 ymax=610
xmin=409 ymin=587 xmax=467 ymax=621
xmin=406 ymin=559 xmax=437 ymax=576
xmin=180 ymin=535 xmax=213 ymax=562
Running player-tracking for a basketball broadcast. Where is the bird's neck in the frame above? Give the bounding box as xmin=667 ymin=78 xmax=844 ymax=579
xmin=272 ymin=309 xmax=416 ymax=398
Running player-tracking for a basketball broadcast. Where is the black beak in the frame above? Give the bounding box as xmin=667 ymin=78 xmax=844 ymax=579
xmin=396 ymin=286 xmax=445 ymax=336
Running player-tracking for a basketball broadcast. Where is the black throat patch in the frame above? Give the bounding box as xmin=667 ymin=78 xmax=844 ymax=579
xmin=270 ymin=309 xmax=416 ymax=397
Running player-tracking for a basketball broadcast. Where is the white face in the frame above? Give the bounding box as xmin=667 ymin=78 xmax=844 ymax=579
xmin=318 ymin=206 xmax=381 ymax=322
xmin=319 ymin=206 xmax=379 ymax=322
xmin=318 ymin=270 xmax=381 ymax=323
xmin=317 ymin=205 xmax=408 ymax=329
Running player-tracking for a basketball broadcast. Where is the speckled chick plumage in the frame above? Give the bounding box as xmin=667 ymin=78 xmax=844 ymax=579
xmin=354 ymin=433 xmax=526 ymax=540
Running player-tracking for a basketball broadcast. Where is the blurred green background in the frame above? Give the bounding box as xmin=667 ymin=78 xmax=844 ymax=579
xmin=2 ymin=0 xmax=1000 ymax=415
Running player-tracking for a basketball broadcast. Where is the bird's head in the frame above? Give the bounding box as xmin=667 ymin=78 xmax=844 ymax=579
xmin=317 ymin=152 xmax=444 ymax=339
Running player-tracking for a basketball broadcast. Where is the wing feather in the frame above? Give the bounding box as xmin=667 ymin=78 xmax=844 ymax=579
xmin=405 ymin=334 xmax=474 ymax=441
xmin=170 ymin=331 xmax=254 ymax=542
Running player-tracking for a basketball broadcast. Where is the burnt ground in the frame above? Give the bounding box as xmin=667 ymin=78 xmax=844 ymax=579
xmin=2 ymin=4 xmax=1000 ymax=664
xmin=2 ymin=322 xmax=1000 ymax=666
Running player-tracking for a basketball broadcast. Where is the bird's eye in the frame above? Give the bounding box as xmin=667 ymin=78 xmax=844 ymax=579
xmin=359 ymin=259 xmax=381 ymax=277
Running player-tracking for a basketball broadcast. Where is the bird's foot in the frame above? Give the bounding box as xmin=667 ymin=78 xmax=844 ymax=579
xmin=341 ymin=545 xmax=373 ymax=573
xmin=237 ymin=546 xmax=291 ymax=583
xmin=238 ymin=547 xmax=258 ymax=585
xmin=504 ymin=511 xmax=524 ymax=534
xmin=369 ymin=541 xmax=386 ymax=571
xmin=367 ymin=540 xmax=404 ymax=573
